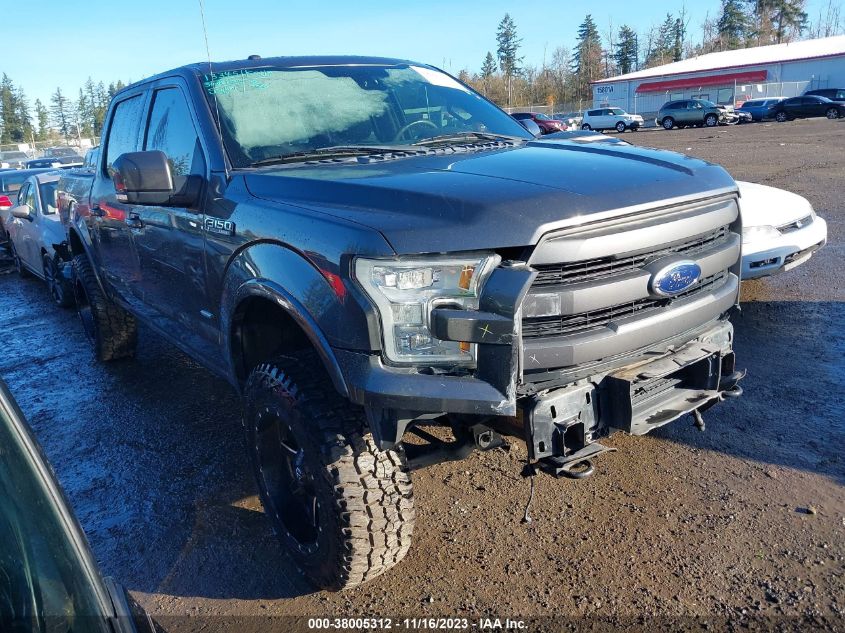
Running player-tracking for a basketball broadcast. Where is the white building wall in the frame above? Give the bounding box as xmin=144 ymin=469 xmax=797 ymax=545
xmin=592 ymin=54 xmax=845 ymax=117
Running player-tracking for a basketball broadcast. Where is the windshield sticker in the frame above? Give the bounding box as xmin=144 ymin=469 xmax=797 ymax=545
xmin=409 ymin=66 xmax=469 ymax=92
xmin=203 ymin=69 xmax=271 ymax=95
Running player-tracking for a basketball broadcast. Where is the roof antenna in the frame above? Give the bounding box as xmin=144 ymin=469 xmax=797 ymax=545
xmin=197 ymin=0 xmax=226 ymax=164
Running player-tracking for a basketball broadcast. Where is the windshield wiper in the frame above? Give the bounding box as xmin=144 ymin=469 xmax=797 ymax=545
xmin=249 ymin=145 xmax=416 ymax=167
xmin=412 ymin=132 xmax=526 ymax=146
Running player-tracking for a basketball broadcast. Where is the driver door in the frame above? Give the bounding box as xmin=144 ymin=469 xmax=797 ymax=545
xmin=125 ymin=83 xmax=211 ymax=345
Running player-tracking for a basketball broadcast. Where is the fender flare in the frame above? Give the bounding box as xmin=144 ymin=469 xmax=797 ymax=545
xmin=221 ymin=244 xmax=350 ymax=398
xmin=66 ymin=218 xmax=109 ymax=297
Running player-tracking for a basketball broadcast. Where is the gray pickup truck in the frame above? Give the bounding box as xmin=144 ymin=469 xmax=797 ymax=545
xmin=59 ymin=55 xmax=743 ymax=590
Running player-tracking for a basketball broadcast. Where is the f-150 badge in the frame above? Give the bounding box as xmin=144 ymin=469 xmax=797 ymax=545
xmin=205 ymin=218 xmax=235 ymax=236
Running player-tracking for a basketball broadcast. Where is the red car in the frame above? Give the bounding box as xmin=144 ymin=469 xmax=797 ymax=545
xmin=511 ymin=112 xmax=566 ymax=134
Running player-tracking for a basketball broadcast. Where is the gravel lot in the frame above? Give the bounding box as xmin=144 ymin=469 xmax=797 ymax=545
xmin=0 ymin=118 xmax=842 ymax=632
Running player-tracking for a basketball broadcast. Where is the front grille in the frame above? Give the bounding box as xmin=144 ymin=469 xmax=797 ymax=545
xmin=522 ymin=272 xmax=728 ymax=339
xmin=531 ymin=225 xmax=730 ymax=288
xmin=777 ymin=215 xmax=813 ymax=234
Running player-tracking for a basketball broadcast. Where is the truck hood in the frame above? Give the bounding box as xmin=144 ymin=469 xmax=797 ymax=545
xmin=244 ymin=139 xmax=736 ymax=254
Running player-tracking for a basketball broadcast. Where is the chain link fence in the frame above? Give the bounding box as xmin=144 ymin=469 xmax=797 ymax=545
xmin=0 ymin=138 xmax=99 ymax=157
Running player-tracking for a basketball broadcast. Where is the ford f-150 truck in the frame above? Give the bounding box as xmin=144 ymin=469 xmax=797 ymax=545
xmin=59 ymin=55 xmax=744 ymax=591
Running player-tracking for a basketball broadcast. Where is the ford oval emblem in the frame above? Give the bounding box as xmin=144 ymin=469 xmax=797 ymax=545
xmin=649 ymin=261 xmax=701 ymax=297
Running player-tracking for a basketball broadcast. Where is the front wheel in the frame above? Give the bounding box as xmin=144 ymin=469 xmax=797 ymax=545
xmin=245 ymin=352 xmax=416 ymax=590
xmin=72 ymin=254 xmax=137 ymax=361
xmin=775 ymin=111 xmax=788 ymax=122
xmin=615 ymin=121 xmax=626 ymax=133
xmin=705 ymin=114 xmax=718 ymax=127
xmin=43 ymin=253 xmax=73 ymax=308
xmin=662 ymin=117 xmax=674 ymax=130
xmin=581 ymin=123 xmax=591 ymax=130
xmin=826 ymin=107 xmax=840 ymax=120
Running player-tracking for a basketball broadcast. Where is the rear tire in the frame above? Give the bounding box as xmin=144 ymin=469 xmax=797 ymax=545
xmin=72 ymin=254 xmax=137 ymax=361
xmin=244 ymin=352 xmax=416 ymax=591
xmin=662 ymin=117 xmax=674 ymax=130
xmin=615 ymin=121 xmax=626 ymax=133
xmin=43 ymin=253 xmax=73 ymax=308
xmin=826 ymin=107 xmax=839 ymax=120
xmin=581 ymin=124 xmax=591 ymax=130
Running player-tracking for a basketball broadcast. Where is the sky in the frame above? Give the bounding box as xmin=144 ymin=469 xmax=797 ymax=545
xmin=2 ymin=0 xmax=838 ymax=108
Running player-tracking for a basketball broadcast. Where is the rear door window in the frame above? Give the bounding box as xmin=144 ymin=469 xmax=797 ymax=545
xmin=38 ymin=182 xmax=59 ymax=215
xmin=105 ymin=95 xmax=145 ymax=177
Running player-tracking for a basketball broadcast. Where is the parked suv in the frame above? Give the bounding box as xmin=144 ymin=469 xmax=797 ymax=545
xmin=581 ymin=107 xmax=643 ymax=132
xmin=60 ymin=55 xmax=744 ymax=591
xmin=657 ymin=99 xmax=723 ymax=129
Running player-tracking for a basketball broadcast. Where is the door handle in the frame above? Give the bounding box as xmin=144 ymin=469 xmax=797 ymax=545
xmin=125 ymin=213 xmax=144 ymax=229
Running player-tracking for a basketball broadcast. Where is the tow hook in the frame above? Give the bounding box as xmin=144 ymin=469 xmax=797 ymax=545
xmin=537 ymin=442 xmax=617 ymax=479
xmin=719 ymin=369 xmax=746 ymax=398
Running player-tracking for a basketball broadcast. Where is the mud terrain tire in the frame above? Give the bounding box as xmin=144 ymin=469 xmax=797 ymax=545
xmin=72 ymin=254 xmax=137 ymax=361
xmin=244 ymin=352 xmax=415 ymax=590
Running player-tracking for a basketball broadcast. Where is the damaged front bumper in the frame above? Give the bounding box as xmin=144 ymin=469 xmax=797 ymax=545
xmin=340 ymin=317 xmax=741 ymax=459
xmin=520 ymin=320 xmax=741 ymax=475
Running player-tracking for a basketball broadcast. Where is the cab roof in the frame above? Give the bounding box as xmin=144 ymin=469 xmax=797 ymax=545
xmin=121 ymin=55 xmax=423 ymax=93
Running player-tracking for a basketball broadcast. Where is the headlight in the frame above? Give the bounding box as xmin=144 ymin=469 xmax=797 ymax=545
xmin=742 ymin=225 xmax=781 ymax=242
xmin=355 ymin=254 xmax=500 ymax=365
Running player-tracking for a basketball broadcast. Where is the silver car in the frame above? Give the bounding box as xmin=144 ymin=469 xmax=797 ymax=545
xmin=6 ymin=172 xmax=73 ymax=307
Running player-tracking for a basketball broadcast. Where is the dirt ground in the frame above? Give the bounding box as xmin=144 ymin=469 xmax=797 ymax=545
xmin=0 ymin=118 xmax=842 ymax=632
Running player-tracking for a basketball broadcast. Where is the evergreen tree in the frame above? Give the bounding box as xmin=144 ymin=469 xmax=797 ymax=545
xmin=83 ymin=77 xmax=107 ymax=137
xmin=672 ymin=17 xmax=685 ymax=61
xmin=34 ymin=99 xmax=49 ymax=141
xmin=496 ymin=13 xmax=523 ymax=106
xmin=571 ymin=15 xmax=603 ymax=101
xmin=645 ymin=14 xmax=677 ymax=66
xmin=481 ymin=51 xmax=497 ymax=79
xmin=77 ymin=88 xmax=93 ymax=138
xmin=16 ymin=88 xmax=33 ymax=143
xmin=50 ymin=87 xmax=74 ymax=140
xmin=719 ymin=0 xmax=752 ymax=49
xmin=614 ymin=25 xmax=639 ymax=74
xmin=746 ymin=0 xmax=808 ymax=43
xmin=0 ymin=74 xmax=18 ymax=143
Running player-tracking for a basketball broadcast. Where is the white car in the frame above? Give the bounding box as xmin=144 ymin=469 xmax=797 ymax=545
xmin=737 ymin=181 xmax=827 ymax=279
xmin=581 ymin=107 xmax=644 ymax=133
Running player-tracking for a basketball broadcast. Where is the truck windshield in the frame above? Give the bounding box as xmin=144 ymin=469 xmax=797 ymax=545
xmin=202 ymin=64 xmax=531 ymax=167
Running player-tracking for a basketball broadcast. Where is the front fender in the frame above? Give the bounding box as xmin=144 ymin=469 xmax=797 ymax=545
xmin=220 ymin=242 xmax=374 ymax=396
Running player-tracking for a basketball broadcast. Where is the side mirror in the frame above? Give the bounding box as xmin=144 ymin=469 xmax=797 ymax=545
xmin=111 ymin=151 xmax=175 ymax=205
xmin=520 ymin=119 xmax=543 ymax=138
xmin=111 ymin=150 xmax=202 ymax=207
xmin=11 ymin=205 xmax=33 ymax=221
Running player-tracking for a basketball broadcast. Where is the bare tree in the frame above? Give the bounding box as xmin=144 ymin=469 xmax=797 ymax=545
xmin=809 ymin=0 xmax=843 ymax=37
